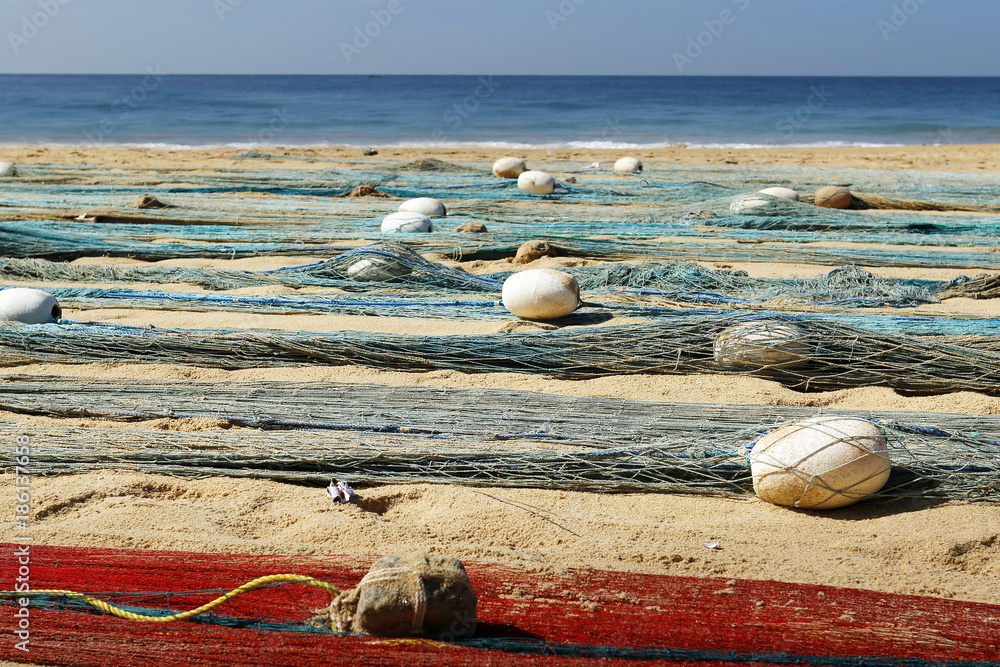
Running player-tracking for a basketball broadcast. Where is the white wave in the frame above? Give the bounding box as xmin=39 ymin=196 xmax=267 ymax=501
xmin=687 ymin=141 xmax=906 ymax=149
xmin=0 ymin=139 xmax=916 ymax=150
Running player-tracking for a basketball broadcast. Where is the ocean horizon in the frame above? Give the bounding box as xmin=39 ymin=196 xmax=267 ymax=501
xmin=1 ymin=75 xmax=998 ymax=149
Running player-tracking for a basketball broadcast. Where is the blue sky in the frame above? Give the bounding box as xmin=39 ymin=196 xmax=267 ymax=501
xmin=2 ymin=0 xmax=997 ymax=76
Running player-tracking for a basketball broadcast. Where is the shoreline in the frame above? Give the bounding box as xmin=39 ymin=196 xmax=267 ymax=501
xmin=2 ymin=143 xmax=999 ymax=173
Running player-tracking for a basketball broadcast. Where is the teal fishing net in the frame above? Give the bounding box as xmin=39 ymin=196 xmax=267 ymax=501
xmin=1 ymin=380 xmax=996 ymax=500
xmin=1 ymin=241 xmax=984 ymax=312
xmin=4 ymin=313 xmax=1000 ymax=393
xmin=4 ymin=159 xmax=1000 ymax=266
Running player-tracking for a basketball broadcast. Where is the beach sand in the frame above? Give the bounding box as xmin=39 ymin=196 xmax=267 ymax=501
xmin=2 ymin=143 xmax=999 ymax=651
xmin=3 ymin=142 xmax=998 ymax=174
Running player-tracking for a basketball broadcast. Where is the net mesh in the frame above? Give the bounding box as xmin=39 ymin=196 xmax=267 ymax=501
xmin=4 ymin=243 xmax=989 ymax=313
xmin=5 ymin=159 xmax=1000 ymax=268
xmin=1 ymin=544 xmax=998 ymax=666
xmin=2 ymin=156 xmax=999 ymax=510
xmin=4 ymin=314 xmax=1000 ymax=393
xmin=2 ymin=379 xmax=997 ymax=500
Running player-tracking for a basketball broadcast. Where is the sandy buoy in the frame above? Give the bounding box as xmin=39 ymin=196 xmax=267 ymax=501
xmin=513 ymin=240 xmax=556 ymax=265
xmin=346 ymin=256 xmax=412 ymax=282
xmin=492 ymin=157 xmax=527 ymax=179
xmin=380 ymin=211 xmax=433 ymax=233
xmin=326 ymin=552 xmax=477 ymax=638
xmin=613 ymin=157 xmax=643 ymax=173
xmin=749 ymin=416 xmax=891 ymax=510
xmin=759 ymin=187 xmax=800 ymax=201
xmin=517 ymin=170 xmax=556 ymax=195
xmin=714 ymin=320 xmax=809 ymax=369
xmin=0 ymin=288 xmax=62 ymax=324
xmin=815 ymin=186 xmax=853 ymax=209
xmin=399 ymin=197 xmax=446 ymax=217
xmin=350 ymin=184 xmax=379 ymax=197
xmin=132 ymin=193 xmax=168 ymax=209
xmin=454 ymin=221 xmax=487 ymax=233
xmin=502 ymin=269 xmax=580 ymax=320
xmin=729 ymin=195 xmax=781 ymax=215
xmin=0 ymin=162 xmax=15 ymax=178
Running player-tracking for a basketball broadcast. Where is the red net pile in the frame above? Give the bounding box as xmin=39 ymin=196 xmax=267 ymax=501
xmin=2 ymin=544 xmax=998 ymax=666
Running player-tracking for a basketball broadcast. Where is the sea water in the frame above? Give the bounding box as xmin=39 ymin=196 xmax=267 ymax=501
xmin=1 ymin=74 xmax=998 ymax=148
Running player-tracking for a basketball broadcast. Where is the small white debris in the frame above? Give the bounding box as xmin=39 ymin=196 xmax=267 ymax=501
xmin=702 ymin=541 xmax=722 ymax=550
xmin=327 ymin=479 xmax=357 ymax=504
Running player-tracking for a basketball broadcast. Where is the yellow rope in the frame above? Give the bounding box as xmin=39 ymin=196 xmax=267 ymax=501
xmin=0 ymin=573 xmax=340 ymax=623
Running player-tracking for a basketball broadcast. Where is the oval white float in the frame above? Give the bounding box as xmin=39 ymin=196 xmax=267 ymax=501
xmin=502 ymin=269 xmax=581 ymax=320
xmin=750 ymin=416 xmax=891 ymax=510
xmin=399 ymin=197 xmax=446 ymax=217
xmin=0 ymin=288 xmax=61 ymax=324
xmin=759 ymin=187 xmax=800 ymax=201
xmin=613 ymin=157 xmax=642 ymax=173
xmin=380 ymin=211 xmax=433 ymax=233
xmin=714 ymin=320 xmax=810 ymax=369
xmin=492 ymin=157 xmax=527 ymax=179
xmin=517 ymin=170 xmax=556 ymax=195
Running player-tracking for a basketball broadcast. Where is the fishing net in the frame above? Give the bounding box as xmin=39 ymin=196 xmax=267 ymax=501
xmin=4 ymin=313 xmax=1000 ymax=393
xmin=35 ymin=266 xmax=948 ymax=322
xmin=5 ymin=238 xmax=992 ymax=315
xmin=51 ymin=288 xmax=504 ymax=320
xmin=5 ymin=158 xmax=1000 ymax=267
xmin=6 ymin=215 xmax=1000 ymax=267
xmin=0 ymin=242 xmax=500 ymax=292
xmin=3 ymin=545 xmax=998 ymax=666
xmin=1 ymin=379 xmax=997 ymax=500
xmin=5 ymin=151 xmax=1000 ymax=667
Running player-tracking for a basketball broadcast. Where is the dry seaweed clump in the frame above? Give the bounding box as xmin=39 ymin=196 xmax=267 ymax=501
xmin=316 ymin=552 xmax=477 ymax=639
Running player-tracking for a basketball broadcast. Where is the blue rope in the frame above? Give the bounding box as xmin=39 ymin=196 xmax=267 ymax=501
xmin=97 ymin=292 xmax=498 ymax=309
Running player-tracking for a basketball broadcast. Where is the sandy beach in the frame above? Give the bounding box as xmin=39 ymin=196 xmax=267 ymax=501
xmin=2 ymin=141 xmax=1000 ymax=652
xmin=3 ymin=143 xmax=999 ymax=174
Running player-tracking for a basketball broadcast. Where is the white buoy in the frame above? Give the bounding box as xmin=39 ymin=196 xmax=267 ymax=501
xmin=729 ymin=195 xmax=781 ymax=215
xmin=759 ymin=187 xmax=800 ymax=201
xmin=749 ymin=416 xmax=891 ymax=510
xmin=613 ymin=157 xmax=642 ymax=173
xmin=492 ymin=157 xmax=527 ymax=179
xmin=346 ymin=256 xmax=412 ymax=282
xmin=0 ymin=162 xmax=15 ymax=178
xmin=502 ymin=269 xmax=580 ymax=320
xmin=380 ymin=211 xmax=433 ymax=234
xmin=0 ymin=288 xmax=61 ymax=324
xmin=714 ymin=321 xmax=810 ymax=369
xmin=517 ymin=170 xmax=556 ymax=196
xmin=399 ymin=197 xmax=446 ymax=217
